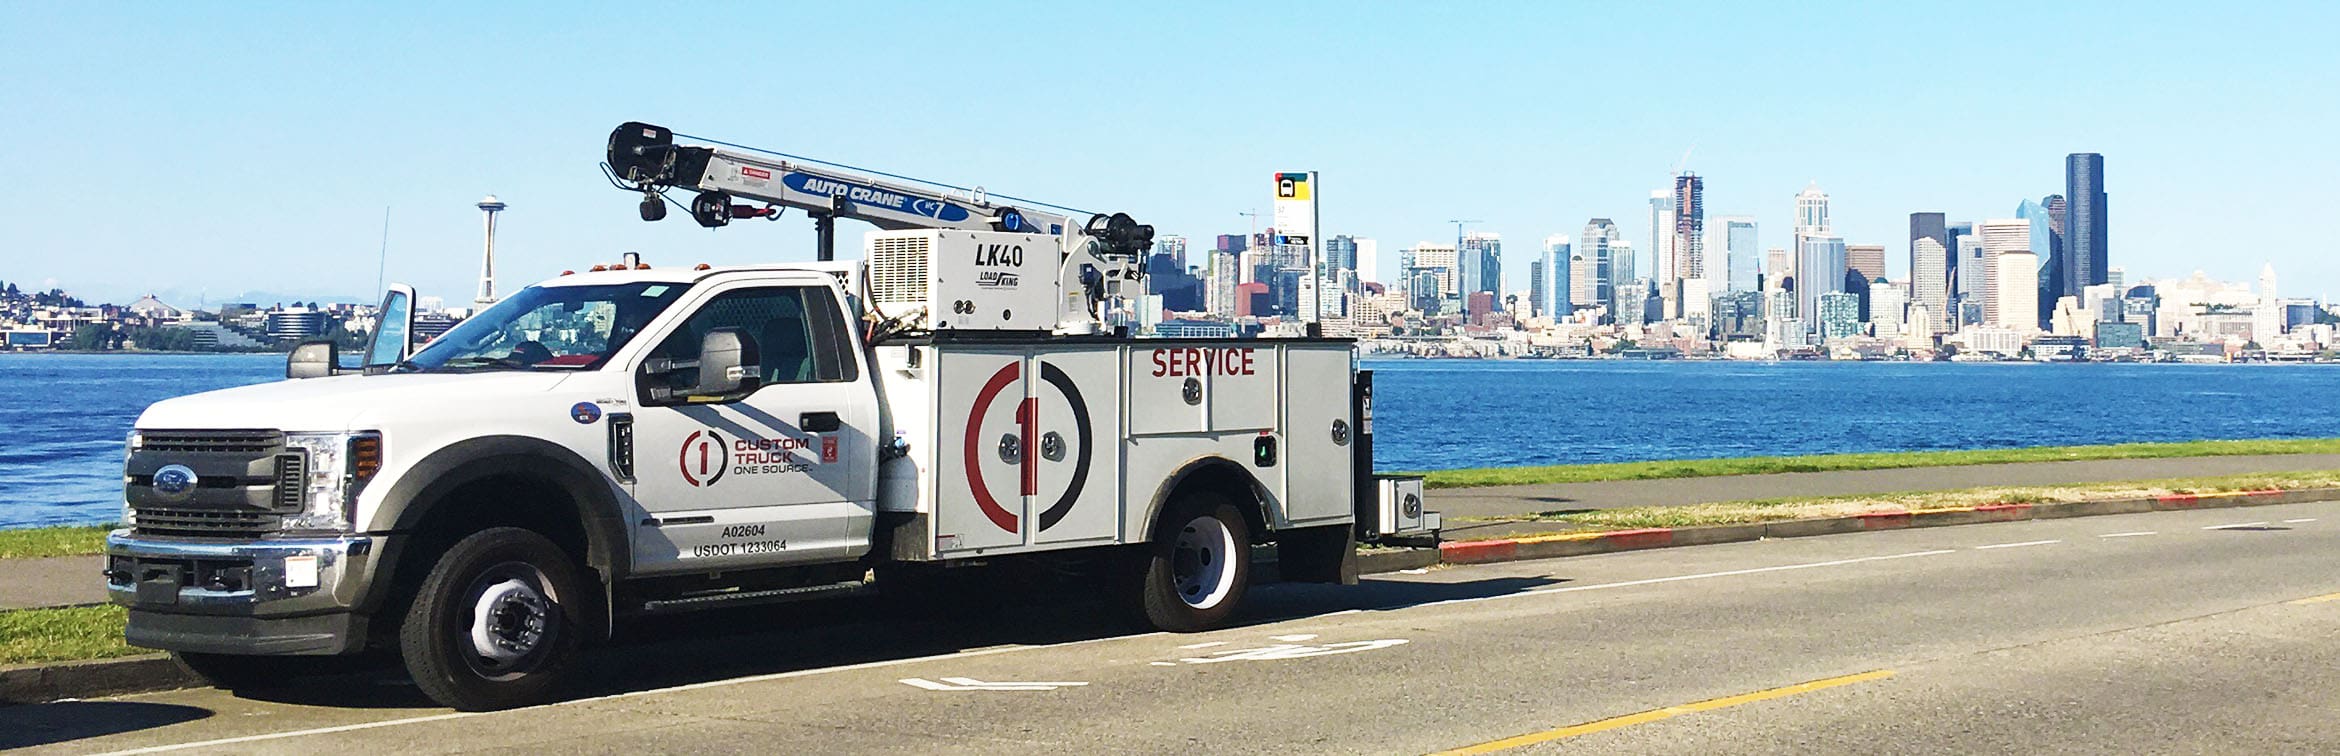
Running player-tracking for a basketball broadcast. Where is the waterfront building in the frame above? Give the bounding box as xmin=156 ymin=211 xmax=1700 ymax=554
xmin=1541 ymin=234 xmax=1571 ymax=318
xmin=1796 ymin=233 xmax=1846 ymax=332
xmin=2065 ymin=153 xmax=2109 ymax=294
xmin=1614 ymin=279 xmax=1650 ymax=326
xmin=2094 ymin=320 xmax=2145 ymax=349
xmin=1977 ymin=219 xmax=2031 ymax=326
xmin=1911 ymin=238 xmax=1949 ymax=336
xmin=1763 ymin=289 xmax=1798 ymax=345
xmin=1460 ymin=232 xmax=1502 ymax=299
xmin=1719 ymin=216 xmax=1758 ymax=293
xmin=1995 ymin=249 xmax=2040 ymax=333
xmin=1817 ymin=292 xmax=1860 ymax=341
xmin=1869 ymin=280 xmax=1906 ymax=339
xmin=1905 ymin=302 xmax=1936 ymax=349
xmin=266 ymin=307 xmax=329 ymax=342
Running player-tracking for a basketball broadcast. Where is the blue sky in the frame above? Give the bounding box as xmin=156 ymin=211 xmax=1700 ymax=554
xmin=3 ymin=1 xmax=2335 ymax=305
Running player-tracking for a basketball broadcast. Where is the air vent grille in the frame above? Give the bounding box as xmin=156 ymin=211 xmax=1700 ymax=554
xmin=868 ymin=234 xmax=931 ymax=305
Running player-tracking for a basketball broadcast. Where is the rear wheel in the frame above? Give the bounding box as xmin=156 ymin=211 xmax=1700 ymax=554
xmin=1137 ymin=494 xmax=1252 ymax=632
xmin=399 ymin=527 xmax=594 ymax=711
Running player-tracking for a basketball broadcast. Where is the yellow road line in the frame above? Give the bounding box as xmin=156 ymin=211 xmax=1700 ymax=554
xmin=2288 ymin=592 xmax=2340 ymax=605
xmin=1428 ymin=669 xmax=1896 ymax=755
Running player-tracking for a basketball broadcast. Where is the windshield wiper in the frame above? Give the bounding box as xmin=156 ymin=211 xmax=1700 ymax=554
xmin=440 ymin=356 xmax=525 ymax=371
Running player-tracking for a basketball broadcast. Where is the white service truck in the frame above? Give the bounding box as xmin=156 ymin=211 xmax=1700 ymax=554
xmin=104 ymin=123 xmax=1436 ymax=711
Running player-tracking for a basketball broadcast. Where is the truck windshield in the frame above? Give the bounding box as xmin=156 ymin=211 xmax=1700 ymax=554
xmin=398 ymin=282 xmax=693 ymax=372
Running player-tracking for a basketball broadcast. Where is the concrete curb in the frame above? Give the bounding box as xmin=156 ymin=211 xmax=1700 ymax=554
xmin=0 ymin=654 xmax=194 ymax=705
xmin=1427 ymin=487 xmax=2340 ymax=569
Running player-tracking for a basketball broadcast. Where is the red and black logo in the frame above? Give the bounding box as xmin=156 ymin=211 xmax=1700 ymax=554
xmin=963 ymin=361 xmax=1093 ymax=534
xmin=679 ymin=429 xmax=729 ymax=487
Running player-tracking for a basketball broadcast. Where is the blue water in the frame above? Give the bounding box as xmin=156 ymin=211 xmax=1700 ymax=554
xmin=4 ymin=353 xmax=2338 ymax=528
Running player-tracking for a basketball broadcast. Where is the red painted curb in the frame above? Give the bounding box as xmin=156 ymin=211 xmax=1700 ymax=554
xmin=1973 ymin=503 xmax=2033 ymax=521
xmin=1440 ymin=539 xmax=1518 ymax=564
xmin=2156 ymin=494 xmax=2202 ymax=507
xmin=1856 ymin=511 xmax=1912 ymax=529
xmin=1601 ymin=528 xmax=1675 ymax=548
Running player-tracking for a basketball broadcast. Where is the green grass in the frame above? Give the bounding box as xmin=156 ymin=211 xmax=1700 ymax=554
xmin=1492 ymin=470 xmax=2340 ymax=531
xmin=0 ymin=605 xmax=137 ymax=666
xmin=0 ymin=525 xmax=113 ymax=559
xmin=1418 ymin=438 xmax=2340 ymax=489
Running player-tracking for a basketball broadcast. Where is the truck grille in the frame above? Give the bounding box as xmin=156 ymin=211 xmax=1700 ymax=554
xmin=139 ymin=430 xmax=284 ymax=455
xmin=132 ymin=508 xmax=280 ymax=538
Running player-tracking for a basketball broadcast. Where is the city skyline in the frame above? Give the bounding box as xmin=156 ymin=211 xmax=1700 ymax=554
xmin=5 ymin=4 xmax=2338 ymax=305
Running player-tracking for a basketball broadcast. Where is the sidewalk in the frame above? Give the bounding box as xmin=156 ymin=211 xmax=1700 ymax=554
xmin=9 ymin=453 xmax=2340 ymax=611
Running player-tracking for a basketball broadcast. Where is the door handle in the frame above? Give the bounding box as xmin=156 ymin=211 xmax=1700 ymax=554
xmin=800 ymin=411 xmax=842 ymax=433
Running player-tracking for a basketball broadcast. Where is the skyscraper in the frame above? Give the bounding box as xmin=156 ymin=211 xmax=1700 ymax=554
xmin=2065 ymin=153 xmax=2108 ymax=294
xmin=1322 ymin=235 xmax=1357 ymax=282
xmin=1796 ymin=233 xmax=1845 ymax=329
xmin=1911 ymin=237 xmax=1949 ymax=337
xmin=1610 ymin=240 xmax=1638 ymax=320
xmin=1995 ymin=250 xmax=2039 ymax=333
xmin=1795 ymin=182 xmax=1829 ymax=232
xmin=1909 ymin=211 xmax=1948 ymax=279
xmin=1977 ymin=219 xmax=2032 ymax=326
xmin=1460 ymin=232 xmax=1502 ymax=298
xmin=1649 ymin=190 xmax=1675 ymax=316
xmin=1407 ymin=243 xmax=1458 ymax=300
xmin=1579 ymin=219 xmax=1621 ymax=313
xmin=1354 ymin=238 xmax=1379 ymax=286
xmin=1527 ymin=258 xmax=1545 ymax=319
xmin=1845 ymin=245 xmax=1886 ymax=283
xmin=1718 ymin=216 xmax=1757 ymax=293
xmin=1763 ymin=247 xmax=1790 ymax=291
xmin=2016 ymin=198 xmax=2060 ymax=329
xmin=1542 ymin=234 xmax=1572 ymax=318
xmin=1157 ymin=234 xmax=1191 ymax=272
xmin=1944 ymin=221 xmax=1973 ymax=294
xmin=1671 ymin=173 xmax=1705 ymax=318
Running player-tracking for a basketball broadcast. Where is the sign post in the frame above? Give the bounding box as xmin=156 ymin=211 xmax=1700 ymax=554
xmin=1272 ymin=171 xmax=1320 ymax=324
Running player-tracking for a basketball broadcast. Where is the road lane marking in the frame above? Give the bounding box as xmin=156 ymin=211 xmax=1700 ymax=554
xmin=1424 ymin=549 xmax=1959 ymax=610
xmin=2284 ymin=518 xmax=2318 ymax=524
xmin=900 ymin=677 xmax=1089 ymax=691
xmin=2288 ymin=592 xmax=2340 ymax=605
xmin=2203 ymin=522 xmax=2270 ymax=530
xmin=2097 ymin=531 xmax=2158 ymax=538
xmin=1428 ymin=670 xmax=1896 ymax=754
xmin=1177 ymin=641 xmax=1228 ymax=650
xmin=1974 ymin=539 xmax=2062 ymax=550
xmin=95 ymin=630 xmax=1167 ymax=755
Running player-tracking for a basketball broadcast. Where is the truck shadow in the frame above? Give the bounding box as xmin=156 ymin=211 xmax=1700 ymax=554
xmin=211 ymin=572 xmax=1563 ymax=709
xmin=0 ymin=701 xmax=213 ymax=750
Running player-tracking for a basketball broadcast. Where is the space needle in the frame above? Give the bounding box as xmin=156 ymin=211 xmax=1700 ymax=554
xmin=475 ymin=195 xmax=507 ymax=309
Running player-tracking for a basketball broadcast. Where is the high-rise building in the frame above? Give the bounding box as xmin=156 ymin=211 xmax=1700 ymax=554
xmin=1845 ymin=245 xmax=1886 ymax=283
xmin=2255 ymin=263 xmax=2282 ymax=343
xmin=1527 ymin=258 xmax=1545 ymax=319
xmin=1945 ymin=221 xmax=1973 ymax=292
xmin=1911 ymin=237 xmax=1949 ymax=336
xmin=1671 ymin=173 xmax=1705 ymax=318
xmin=1795 ymin=182 xmax=1830 ymax=233
xmin=2017 ymin=198 xmax=2062 ymax=328
xmin=1817 ymin=291 xmax=1860 ymax=341
xmin=1541 ymin=234 xmax=1572 ymax=318
xmin=1406 ymin=243 xmax=1458 ymax=299
xmin=1763 ymin=247 xmax=1790 ymax=291
xmin=1611 ymin=240 xmax=1637 ymax=306
xmin=1869 ymin=280 xmax=1907 ymax=339
xmin=1953 ymin=235 xmax=1984 ymax=306
xmin=1579 ymin=219 xmax=1622 ymax=312
xmin=1355 ymin=238 xmax=1379 ymax=286
xmin=1994 ymin=250 xmax=2039 ymax=333
xmin=1719 ymin=216 xmax=1758 ymax=292
xmin=1157 ymin=235 xmax=1190 ymax=272
xmin=2065 ymin=153 xmax=2108 ymax=295
xmin=1978 ymin=219 xmax=2031 ymax=326
xmin=1205 ymin=249 xmax=1239 ymax=316
xmin=1795 ymin=233 xmax=1846 ymax=330
xmin=1322 ymin=235 xmax=1357 ymax=282
xmin=1909 ymin=211 xmax=1948 ymax=277
xmin=1460 ymin=232 xmax=1502 ymax=298
xmin=1649 ymin=190 xmax=1676 ymax=316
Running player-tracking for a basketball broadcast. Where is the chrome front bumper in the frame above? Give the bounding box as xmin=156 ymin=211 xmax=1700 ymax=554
xmin=104 ymin=530 xmax=386 ymax=654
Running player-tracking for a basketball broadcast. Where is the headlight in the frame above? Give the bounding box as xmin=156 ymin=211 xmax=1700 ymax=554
xmin=122 ymin=431 xmax=143 ymax=526
xmin=281 ymin=431 xmax=384 ymax=532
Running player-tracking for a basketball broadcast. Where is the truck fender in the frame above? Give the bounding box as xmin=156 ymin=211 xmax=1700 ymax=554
xmin=370 ymin=436 xmax=632 ymax=604
xmin=1141 ymin=456 xmax=1271 ymax=544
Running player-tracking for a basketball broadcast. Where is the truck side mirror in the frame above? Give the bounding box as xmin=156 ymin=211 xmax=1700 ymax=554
xmin=689 ymin=327 xmax=761 ymax=399
xmin=287 ymin=340 xmax=339 ymax=379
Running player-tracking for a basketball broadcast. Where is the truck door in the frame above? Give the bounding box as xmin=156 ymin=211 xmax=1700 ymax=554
xmin=627 ymin=280 xmax=877 ymax=574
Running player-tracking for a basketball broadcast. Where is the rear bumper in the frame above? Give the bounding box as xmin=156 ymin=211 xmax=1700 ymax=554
xmin=104 ymin=530 xmax=387 ymax=655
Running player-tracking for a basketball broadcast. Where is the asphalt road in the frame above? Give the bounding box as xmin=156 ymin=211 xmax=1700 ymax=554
xmin=11 ymin=501 xmax=2340 ymax=754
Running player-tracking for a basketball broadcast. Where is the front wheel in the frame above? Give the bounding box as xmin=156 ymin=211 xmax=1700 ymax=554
xmin=1137 ymin=495 xmax=1252 ymax=632
xmin=399 ymin=527 xmax=595 ymax=711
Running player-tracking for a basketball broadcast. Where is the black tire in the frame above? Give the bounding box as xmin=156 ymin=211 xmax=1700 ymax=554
xmin=399 ymin=527 xmax=595 ymax=711
xmin=1137 ymin=493 xmax=1252 ymax=632
xmin=172 ymin=651 xmax=330 ymax=691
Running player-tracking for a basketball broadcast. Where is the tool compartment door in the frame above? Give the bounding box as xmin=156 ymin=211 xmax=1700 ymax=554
xmin=1280 ymin=345 xmax=1356 ymax=524
xmin=1028 ymin=349 xmax=1121 ymax=545
xmin=935 ymin=349 xmax=1029 ymax=553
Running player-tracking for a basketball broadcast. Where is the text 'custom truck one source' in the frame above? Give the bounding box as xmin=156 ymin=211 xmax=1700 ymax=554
xmin=102 ymin=122 xmax=1439 ymax=711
